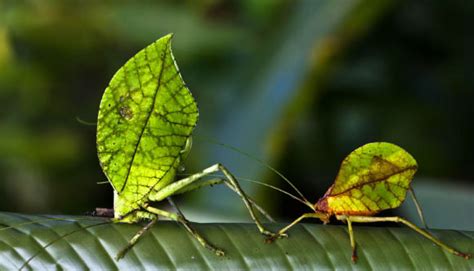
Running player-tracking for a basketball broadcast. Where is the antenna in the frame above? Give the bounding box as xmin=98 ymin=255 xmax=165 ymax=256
xmin=197 ymin=137 xmax=312 ymax=206
xmin=75 ymin=116 xmax=97 ymax=126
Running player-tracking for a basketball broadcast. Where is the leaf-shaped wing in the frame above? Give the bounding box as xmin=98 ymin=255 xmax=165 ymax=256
xmin=316 ymin=142 xmax=417 ymax=215
xmin=96 ymin=34 xmax=198 ymax=209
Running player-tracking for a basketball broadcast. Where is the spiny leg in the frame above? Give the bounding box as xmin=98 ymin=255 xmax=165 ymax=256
xmin=145 ymin=205 xmax=225 ymax=256
xmin=266 ymin=212 xmax=329 ymax=242
xmin=149 ymin=163 xmax=275 ymax=236
xmin=168 ymin=195 xmax=235 ymax=251
xmin=116 ymin=216 xmax=158 ymax=260
xmin=336 ymin=215 xmax=471 ymax=260
xmin=167 ymin=196 xmax=187 ymax=219
xmin=173 ymin=177 xmax=275 ymax=222
xmin=222 ymin=179 xmax=275 ymax=222
xmin=335 ymin=216 xmax=359 ymax=262
xmin=216 ymin=163 xmax=273 ymax=235
xmin=346 ymin=217 xmax=357 ymax=262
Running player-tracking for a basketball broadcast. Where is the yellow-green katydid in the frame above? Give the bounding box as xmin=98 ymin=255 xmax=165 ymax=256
xmin=262 ymin=142 xmax=471 ymax=262
xmin=8 ymin=34 xmax=274 ymax=268
xmin=95 ymin=33 xmax=277 ymax=259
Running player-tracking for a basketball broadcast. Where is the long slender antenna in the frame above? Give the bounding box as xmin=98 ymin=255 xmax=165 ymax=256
xmin=237 ymin=177 xmax=315 ymax=210
xmin=76 ymin=116 xmax=97 ymax=126
xmin=177 ymin=173 xmax=314 ymax=210
xmin=198 ymin=138 xmax=312 ymax=206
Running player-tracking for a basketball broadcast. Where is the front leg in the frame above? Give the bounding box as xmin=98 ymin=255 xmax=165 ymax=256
xmin=144 ymin=205 xmax=225 ymax=256
xmin=148 ymin=163 xmax=275 ymax=236
xmin=172 ymin=178 xmax=275 ymax=222
xmin=266 ymin=212 xmax=330 ymax=243
xmin=116 ymin=217 xmax=158 ymax=260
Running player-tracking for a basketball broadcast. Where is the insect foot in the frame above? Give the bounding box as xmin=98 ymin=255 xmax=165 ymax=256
xmin=261 ymin=229 xmax=277 ymax=237
xmin=351 ymin=250 xmax=358 ymax=263
xmin=116 ymin=246 xmax=132 ymax=261
xmin=264 ymin=233 xmax=288 ymax=243
xmin=456 ymin=251 xmax=471 ymax=260
xmin=215 ymin=249 xmax=225 ymax=257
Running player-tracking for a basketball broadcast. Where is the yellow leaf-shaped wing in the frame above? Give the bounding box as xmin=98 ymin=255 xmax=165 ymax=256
xmin=316 ymin=142 xmax=417 ymax=215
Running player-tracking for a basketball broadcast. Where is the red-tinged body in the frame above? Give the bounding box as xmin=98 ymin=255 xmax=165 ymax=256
xmin=314 ymin=184 xmax=379 ymax=217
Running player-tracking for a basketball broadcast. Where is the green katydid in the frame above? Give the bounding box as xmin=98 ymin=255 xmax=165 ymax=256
xmin=95 ymin=33 xmax=275 ymax=259
xmin=264 ymin=142 xmax=471 ymax=262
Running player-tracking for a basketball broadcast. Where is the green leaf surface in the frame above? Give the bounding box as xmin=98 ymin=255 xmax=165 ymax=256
xmin=1 ymin=212 xmax=472 ymax=270
xmin=96 ymin=34 xmax=198 ymax=214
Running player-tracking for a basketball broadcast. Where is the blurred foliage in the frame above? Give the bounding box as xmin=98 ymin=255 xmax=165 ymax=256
xmin=0 ymin=0 xmax=472 ymax=231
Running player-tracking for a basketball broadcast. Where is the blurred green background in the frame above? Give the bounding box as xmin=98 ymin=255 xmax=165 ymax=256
xmin=0 ymin=0 xmax=472 ymax=230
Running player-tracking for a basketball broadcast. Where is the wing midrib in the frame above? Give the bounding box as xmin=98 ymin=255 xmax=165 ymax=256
xmin=327 ymin=165 xmax=417 ymax=198
xmin=119 ymin=44 xmax=168 ymax=193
